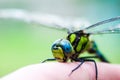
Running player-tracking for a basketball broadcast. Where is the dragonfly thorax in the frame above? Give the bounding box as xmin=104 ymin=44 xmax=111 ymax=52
xmin=67 ymin=30 xmax=90 ymax=54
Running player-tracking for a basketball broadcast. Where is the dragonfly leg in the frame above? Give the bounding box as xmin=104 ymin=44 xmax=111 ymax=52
xmin=42 ymin=58 xmax=56 ymax=63
xmin=84 ymin=59 xmax=98 ymax=80
xmin=69 ymin=59 xmax=84 ymax=76
xmin=88 ymin=41 xmax=109 ymax=63
xmin=70 ymin=58 xmax=98 ymax=80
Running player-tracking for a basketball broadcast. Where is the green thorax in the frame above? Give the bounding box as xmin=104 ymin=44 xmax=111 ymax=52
xmin=67 ymin=30 xmax=89 ymax=53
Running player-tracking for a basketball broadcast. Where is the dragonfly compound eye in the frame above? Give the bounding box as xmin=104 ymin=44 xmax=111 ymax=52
xmin=51 ymin=39 xmax=74 ymax=62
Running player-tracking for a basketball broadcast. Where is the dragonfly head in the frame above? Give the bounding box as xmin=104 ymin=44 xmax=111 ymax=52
xmin=51 ymin=39 xmax=75 ymax=62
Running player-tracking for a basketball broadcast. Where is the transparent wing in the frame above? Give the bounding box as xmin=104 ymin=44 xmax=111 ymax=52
xmin=0 ymin=9 xmax=90 ymax=33
xmin=84 ymin=16 xmax=120 ymax=30
xmin=82 ymin=16 xmax=120 ymax=34
xmin=0 ymin=9 xmax=69 ymax=30
xmin=88 ymin=24 xmax=120 ymax=35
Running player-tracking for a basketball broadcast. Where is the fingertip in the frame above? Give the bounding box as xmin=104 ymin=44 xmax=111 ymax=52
xmin=2 ymin=62 xmax=120 ymax=80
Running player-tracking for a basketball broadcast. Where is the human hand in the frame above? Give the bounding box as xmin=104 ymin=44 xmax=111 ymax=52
xmin=1 ymin=62 xmax=120 ymax=80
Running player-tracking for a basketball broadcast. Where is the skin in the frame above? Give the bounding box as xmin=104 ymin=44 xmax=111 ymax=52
xmin=1 ymin=62 xmax=120 ymax=80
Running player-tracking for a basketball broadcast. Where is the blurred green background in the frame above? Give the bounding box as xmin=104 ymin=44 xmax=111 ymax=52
xmin=0 ymin=0 xmax=120 ymax=77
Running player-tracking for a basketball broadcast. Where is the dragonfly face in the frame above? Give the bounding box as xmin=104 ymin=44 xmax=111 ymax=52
xmin=51 ymin=39 xmax=75 ymax=62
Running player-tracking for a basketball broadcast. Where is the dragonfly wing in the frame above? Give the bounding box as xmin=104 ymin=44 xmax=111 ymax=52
xmin=0 ymin=9 xmax=90 ymax=34
xmin=84 ymin=16 xmax=120 ymax=30
xmin=79 ymin=16 xmax=120 ymax=35
xmin=88 ymin=24 xmax=120 ymax=35
xmin=0 ymin=9 xmax=71 ymax=31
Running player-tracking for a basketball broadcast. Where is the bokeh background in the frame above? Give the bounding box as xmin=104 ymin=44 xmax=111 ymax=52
xmin=0 ymin=0 xmax=120 ymax=77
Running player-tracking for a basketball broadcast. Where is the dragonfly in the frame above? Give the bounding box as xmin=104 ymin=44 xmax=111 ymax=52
xmin=0 ymin=9 xmax=120 ymax=80
xmin=42 ymin=16 xmax=120 ymax=80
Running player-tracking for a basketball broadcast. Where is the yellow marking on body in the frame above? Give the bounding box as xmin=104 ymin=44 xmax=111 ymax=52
xmin=69 ymin=34 xmax=76 ymax=43
xmin=76 ymin=38 xmax=82 ymax=52
xmin=52 ymin=47 xmax=64 ymax=60
xmin=76 ymin=36 xmax=89 ymax=52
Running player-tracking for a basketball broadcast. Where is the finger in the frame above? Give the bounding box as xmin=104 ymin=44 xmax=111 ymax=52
xmin=0 ymin=62 xmax=96 ymax=80
xmin=97 ymin=63 xmax=120 ymax=80
xmin=1 ymin=62 xmax=120 ymax=80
